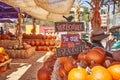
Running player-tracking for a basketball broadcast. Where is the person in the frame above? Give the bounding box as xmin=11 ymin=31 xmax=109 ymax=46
xmin=90 ymin=28 xmax=120 ymax=61
xmin=90 ymin=28 xmax=109 ymax=48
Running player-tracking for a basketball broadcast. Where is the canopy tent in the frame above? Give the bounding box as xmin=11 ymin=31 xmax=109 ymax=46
xmin=0 ymin=0 xmax=75 ymax=22
xmin=0 ymin=18 xmax=15 ymax=23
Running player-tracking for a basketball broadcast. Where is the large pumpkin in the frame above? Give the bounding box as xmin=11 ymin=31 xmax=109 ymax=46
xmin=108 ymin=64 xmax=120 ymax=80
xmin=68 ymin=67 xmax=88 ymax=80
xmin=88 ymin=66 xmax=112 ymax=80
xmin=92 ymin=46 xmax=106 ymax=56
xmin=77 ymin=52 xmax=87 ymax=61
xmin=37 ymin=68 xmax=51 ymax=80
xmin=86 ymin=50 xmax=105 ymax=64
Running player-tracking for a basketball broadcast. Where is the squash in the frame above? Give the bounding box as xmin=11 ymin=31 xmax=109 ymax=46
xmin=68 ymin=65 xmax=88 ymax=80
xmin=108 ymin=64 xmax=120 ymax=80
xmin=88 ymin=66 xmax=112 ymax=80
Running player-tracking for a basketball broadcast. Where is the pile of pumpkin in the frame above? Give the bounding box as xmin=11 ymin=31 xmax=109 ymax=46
xmin=0 ymin=47 xmax=9 ymax=72
xmin=0 ymin=32 xmax=15 ymax=40
xmin=37 ymin=53 xmax=57 ymax=80
xmin=23 ymin=33 xmax=56 ymax=40
xmin=37 ymin=46 xmax=120 ymax=80
xmin=24 ymin=40 xmax=56 ymax=51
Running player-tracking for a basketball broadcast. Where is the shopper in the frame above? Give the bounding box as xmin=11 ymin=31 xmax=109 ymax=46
xmin=90 ymin=28 xmax=109 ymax=48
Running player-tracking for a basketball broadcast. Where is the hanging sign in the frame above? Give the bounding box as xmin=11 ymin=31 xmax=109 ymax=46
xmin=55 ymin=22 xmax=84 ymax=32
xmin=56 ymin=44 xmax=85 ymax=57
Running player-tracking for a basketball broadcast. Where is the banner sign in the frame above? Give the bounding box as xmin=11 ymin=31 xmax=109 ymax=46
xmin=56 ymin=44 xmax=85 ymax=57
xmin=55 ymin=22 xmax=84 ymax=32
xmin=61 ymin=34 xmax=80 ymax=44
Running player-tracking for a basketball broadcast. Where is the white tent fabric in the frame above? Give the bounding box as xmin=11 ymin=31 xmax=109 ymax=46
xmin=0 ymin=0 xmax=75 ymax=21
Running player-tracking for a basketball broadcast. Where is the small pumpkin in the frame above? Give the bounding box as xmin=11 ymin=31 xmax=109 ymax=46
xmin=0 ymin=55 xmax=5 ymax=62
xmin=0 ymin=47 xmax=5 ymax=54
xmin=58 ymin=65 xmax=67 ymax=78
xmin=35 ymin=41 xmax=40 ymax=46
xmin=1 ymin=34 xmax=8 ymax=40
xmin=64 ymin=57 xmax=77 ymax=72
xmin=0 ymin=66 xmax=7 ymax=72
xmin=23 ymin=45 xmax=29 ymax=50
xmin=37 ymin=68 xmax=51 ymax=80
xmin=108 ymin=64 xmax=120 ymax=80
xmin=30 ymin=41 xmax=35 ymax=46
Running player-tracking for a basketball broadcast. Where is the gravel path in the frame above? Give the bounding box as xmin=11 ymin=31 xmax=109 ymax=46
xmin=0 ymin=51 xmax=46 ymax=80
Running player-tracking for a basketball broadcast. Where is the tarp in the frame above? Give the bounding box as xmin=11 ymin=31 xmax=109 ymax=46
xmin=0 ymin=0 xmax=75 ymax=22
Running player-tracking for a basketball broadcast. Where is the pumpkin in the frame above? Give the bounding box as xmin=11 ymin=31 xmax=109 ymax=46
xmin=52 ymin=36 xmax=56 ymax=39
xmin=23 ymin=45 xmax=29 ymax=50
xmin=59 ymin=56 xmax=69 ymax=65
xmin=0 ymin=55 xmax=5 ymax=62
xmin=3 ymin=52 xmax=9 ymax=60
xmin=45 ymin=41 xmax=49 ymax=46
xmin=1 ymin=34 xmax=8 ymax=40
xmin=88 ymin=66 xmax=112 ymax=80
xmin=37 ymin=46 xmax=42 ymax=51
xmin=35 ymin=41 xmax=40 ymax=46
xmin=102 ymin=56 xmax=113 ymax=68
xmin=47 ymin=35 xmax=52 ymax=39
xmin=49 ymin=41 xmax=55 ymax=46
xmin=30 ymin=41 xmax=35 ymax=46
xmin=58 ymin=65 xmax=67 ymax=78
xmin=0 ymin=47 xmax=5 ymax=54
xmin=77 ymin=52 xmax=87 ymax=61
xmin=26 ymin=41 xmax=31 ymax=45
xmin=0 ymin=66 xmax=7 ymax=72
xmin=86 ymin=50 xmax=105 ymax=64
xmin=43 ymin=35 xmax=47 ymax=39
xmin=64 ymin=57 xmax=77 ymax=72
xmin=108 ymin=64 xmax=120 ymax=80
xmin=63 ymin=76 xmax=68 ymax=80
xmin=68 ymin=67 xmax=88 ymax=80
xmin=92 ymin=46 xmax=106 ymax=56
xmin=37 ymin=68 xmax=51 ymax=80
xmin=40 ymin=41 xmax=45 ymax=46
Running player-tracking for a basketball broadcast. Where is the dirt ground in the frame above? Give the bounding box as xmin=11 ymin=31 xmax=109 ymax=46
xmin=0 ymin=51 xmax=46 ymax=80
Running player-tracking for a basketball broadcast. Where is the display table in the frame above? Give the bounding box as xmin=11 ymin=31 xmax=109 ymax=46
xmin=0 ymin=40 xmax=19 ymax=48
xmin=6 ymin=47 xmax=35 ymax=59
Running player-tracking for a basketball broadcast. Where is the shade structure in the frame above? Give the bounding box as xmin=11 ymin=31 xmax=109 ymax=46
xmin=0 ymin=18 xmax=15 ymax=23
xmin=0 ymin=0 xmax=75 ymax=22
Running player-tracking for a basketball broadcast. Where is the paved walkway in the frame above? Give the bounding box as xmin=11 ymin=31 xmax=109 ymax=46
xmin=0 ymin=51 xmax=46 ymax=80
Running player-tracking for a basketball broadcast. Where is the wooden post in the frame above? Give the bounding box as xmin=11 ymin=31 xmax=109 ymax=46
xmin=31 ymin=18 xmax=36 ymax=34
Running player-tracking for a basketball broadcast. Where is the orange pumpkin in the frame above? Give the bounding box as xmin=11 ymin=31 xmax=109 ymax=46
xmin=26 ymin=41 xmax=31 ymax=45
xmin=108 ymin=64 xmax=120 ymax=80
xmin=0 ymin=47 xmax=5 ymax=54
xmin=1 ymin=34 xmax=8 ymax=40
xmin=68 ymin=67 xmax=88 ymax=80
xmin=88 ymin=66 xmax=112 ymax=80
xmin=23 ymin=45 xmax=29 ymax=50
xmin=0 ymin=55 xmax=5 ymax=62
xmin=37 ymin=68 xmax=51 ymax=80
xmin=102 ymin=56 xmax=113 ymax=68
xmin=47 ymin=35 xmax=52 ymax=39
xmin=30 ymin=41 xmax=35 ymax=46
xmin=59 ymin=56 xmax=69 ymax=65
xmin=77 ymin=52 xmax=87 ymax=61
xmin=35 ymin=41 xmax=40 ymax=46
xmin=64 ymin=57 xmax=77 ymax=72
xmin=58 ymin=65 xmax=67 ymax=78
xmin=52 ymin=36 xmax=56 ymax=39
xmin=43 ymin=35 xmax=47 ymax=40
xmin=40 ymin=41 xmax=45 ymax=46
xmin=0 ymin=66 xmax=7 ymax=72
xmin=92 ymin=46 xmax=106 ymax=56
xmin=49 ymin=41 xmax=55 ymax=46
xmin=37 ymin=46 xmax=42 ymax=51
xmin=3 ymin=52 xmax=9 ymax=60
xmin=45 ymin=41 xmax=49 ymax=46
xmin=86 ymin=50 xmax=105 ymax=64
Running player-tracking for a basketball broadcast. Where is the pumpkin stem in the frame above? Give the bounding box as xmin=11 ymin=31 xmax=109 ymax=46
xmin=77 ymin=62 xmax=82 ymax=69
xmin=86 ymin=66 xmax=92 ymax=75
